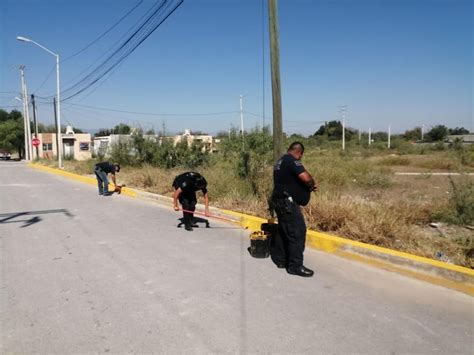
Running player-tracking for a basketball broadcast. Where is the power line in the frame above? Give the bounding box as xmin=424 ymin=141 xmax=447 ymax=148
xmin=64 ymin=102 xmax=239 ymax=117
xmin=61 ymin=0 xmax=144 ymax=62
xmin=32 ymin=63 xmax=56 ymax=95
xmin=61 ymin=0 xmax=184 ymax=101
xmin=57 ymin=0 xmax=162 ymax=93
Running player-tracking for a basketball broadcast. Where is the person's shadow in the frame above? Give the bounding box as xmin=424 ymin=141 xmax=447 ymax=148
xmin=177 ymin=216 xmax=210 ymax=228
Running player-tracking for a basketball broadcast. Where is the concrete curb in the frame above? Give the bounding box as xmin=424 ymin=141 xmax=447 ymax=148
xmin=29 ymin=163 xmax=474 ymax=296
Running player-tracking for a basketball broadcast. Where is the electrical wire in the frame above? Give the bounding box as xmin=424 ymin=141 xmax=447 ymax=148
xmin=63 ymin=102 xmax=239 ymax=117
xmin=61 ymin=0 xmax=184 ymax=102
xmin=32 ymin=64 xmax=56 ymax=95
xmin=61 ymin=0 xmax=144 ymax=62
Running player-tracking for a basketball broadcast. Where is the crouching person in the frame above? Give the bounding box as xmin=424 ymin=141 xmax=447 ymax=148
xmin=172 ymin=172 xmax=209 ymax=231
xmin=94 ymin=161 xmax=120 ymax=196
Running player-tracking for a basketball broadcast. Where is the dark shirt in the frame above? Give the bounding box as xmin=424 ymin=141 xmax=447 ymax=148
xmin=95 ymin=162 xmax=116 ymax=174
xmin=172 ymin=172 xmax=208 ymax=195
xmin=273 ymin=153 xmax=311 ymax=206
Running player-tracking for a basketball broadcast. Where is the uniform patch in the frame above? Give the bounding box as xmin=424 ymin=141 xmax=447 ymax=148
xmin=294 ymin=160 xmax=303 ymax=167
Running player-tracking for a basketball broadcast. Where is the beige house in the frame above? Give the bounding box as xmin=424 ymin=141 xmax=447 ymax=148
xmin=37 ymin=126 xmax=92 ymax=161
xmin=173 ymin=129 xmax=215 ymax=152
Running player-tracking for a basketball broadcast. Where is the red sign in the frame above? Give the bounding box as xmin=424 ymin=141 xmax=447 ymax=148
xmin=32 ymin=138 xmax=40 ymax=147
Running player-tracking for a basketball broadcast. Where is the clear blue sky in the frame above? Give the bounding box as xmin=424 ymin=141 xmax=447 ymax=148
xmin=0 ymin=0 xmax=472 ymax=135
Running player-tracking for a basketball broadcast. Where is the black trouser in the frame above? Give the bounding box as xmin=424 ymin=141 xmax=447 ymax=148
xmin=272 ymin=197 xmax=306 ymax=270
xmin=180 ymin=191 xmax=197 ymax=226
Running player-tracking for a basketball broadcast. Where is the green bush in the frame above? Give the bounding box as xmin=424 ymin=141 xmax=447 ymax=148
xmin=449 ymin=178 xmax=474 ymax=225
xmin=109 ymin=139 xmax=136 ymax=166
xmin=433 ymin=177 xmax=474 ymax=225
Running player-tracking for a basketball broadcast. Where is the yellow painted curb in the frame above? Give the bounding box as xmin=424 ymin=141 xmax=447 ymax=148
xmin=28 ymin=163 xmax=137 ymax=198
xmin=218 ymin=207 xmax=474 ymax=296
xmin=29 ymin=163 xmax=474 ymax=296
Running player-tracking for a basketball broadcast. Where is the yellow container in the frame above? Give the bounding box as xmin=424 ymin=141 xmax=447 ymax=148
xmin=249 ymin=231 xmax=270 ymax=258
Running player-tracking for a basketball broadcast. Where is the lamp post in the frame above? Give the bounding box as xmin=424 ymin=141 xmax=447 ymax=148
xmin=17 ymin=36 xmax=62 ymax=168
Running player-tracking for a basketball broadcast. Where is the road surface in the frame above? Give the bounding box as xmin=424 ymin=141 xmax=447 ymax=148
xmin=1 ymin=161 xmax=472 ymax=354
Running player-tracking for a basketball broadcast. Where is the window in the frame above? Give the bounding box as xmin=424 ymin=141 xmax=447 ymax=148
xmin=42 ymin=143 xmax=53 ymax=151
xmin=79 ymin=142 xmax=90 ymax=151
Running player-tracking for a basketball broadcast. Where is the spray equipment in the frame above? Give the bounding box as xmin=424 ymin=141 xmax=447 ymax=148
xmin=248 ymin=218 xmax=278 ymax=259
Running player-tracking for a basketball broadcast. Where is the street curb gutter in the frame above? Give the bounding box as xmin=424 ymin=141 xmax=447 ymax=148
xmin=29 ymin=163 xmax=474 ymax=296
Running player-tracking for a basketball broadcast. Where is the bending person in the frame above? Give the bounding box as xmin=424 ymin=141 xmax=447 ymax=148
xmin=172 ymin=172 xmax=209 ymax=231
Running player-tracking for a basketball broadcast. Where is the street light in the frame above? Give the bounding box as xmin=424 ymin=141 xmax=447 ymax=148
xmin=17 ymin=35 xmax=63 ymax=168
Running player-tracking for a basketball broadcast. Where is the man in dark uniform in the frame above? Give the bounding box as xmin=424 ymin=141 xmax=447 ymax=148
xmin=271 ymin=142 xmax=317 ymax=277
xmin=172 ymin=172 xmax=210 ymax=231
xmin=94 ymin=161 xmax=120 ymax=196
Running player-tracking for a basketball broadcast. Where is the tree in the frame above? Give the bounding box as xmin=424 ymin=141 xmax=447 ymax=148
xmin=95 ymin=128 xmax=112 ymax=137
xmin=0 ymin=109 xmax=9 ymax=123
xmin=313 ymin=120 xmax=354 ymax=141
xmin=72 ymin=127 xmax=84 ymax=133
xmin=8 ymin=110 xmax=23 ymax=121
xmin=449 ymin=127 xmax=470 ymax=135
xmin=403 ymin=127 xmax=422 ymax=141
xmin=427 ymin=125 xmax=449 ymax=142
xmin=372 ymin=131 xmax=388 ymax=142
xmin=113 ymin=123 xmax=131 ymax=135
xmin=0 ymin=118 xmax=24 ymax=158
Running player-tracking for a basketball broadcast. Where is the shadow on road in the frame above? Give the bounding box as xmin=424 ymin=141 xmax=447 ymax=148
xmin=176 ymin=216 xmax=242 ymax=230
xmin=0 ymin=209 xmax=74 ymax=228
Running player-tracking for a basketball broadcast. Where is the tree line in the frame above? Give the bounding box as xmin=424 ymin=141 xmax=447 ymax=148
xmin=313 ymin=120 xmax=470 ymax=142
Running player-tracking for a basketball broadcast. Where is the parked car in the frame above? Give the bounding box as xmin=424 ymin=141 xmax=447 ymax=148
xmin=0 ymin=151 xmax=12 ymax=160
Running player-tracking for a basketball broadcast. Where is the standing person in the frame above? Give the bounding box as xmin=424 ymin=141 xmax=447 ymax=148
xmin=94 ymin=161 xmax=120 ymax=196
xmin=271 ymin=142 xmax=317 ymax=277
xmin=172 ymin=172 xmax=210 ymax=231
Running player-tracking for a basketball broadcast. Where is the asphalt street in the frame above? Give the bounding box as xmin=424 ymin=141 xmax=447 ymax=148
xmin=1 ymin=161 xmax=473 ymax=354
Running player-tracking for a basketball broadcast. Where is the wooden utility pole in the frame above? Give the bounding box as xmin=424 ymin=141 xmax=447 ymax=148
xmin=31 ymin=94 xmax=39 ymax=159
xmin=268 ymin=0 xmax=283 ymax=162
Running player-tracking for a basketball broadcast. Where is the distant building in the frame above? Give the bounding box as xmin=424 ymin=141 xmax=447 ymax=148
xmin=92 ymin=134 xmax=157 ymax=157
xmin=446 ymin=134 xmax=474 ymax=144
xmin=37 ymin=126 xmax=92 ymax=161
xmin=91 ymin=129 xmax=217 ymax=158
xmin=173 ymin=129 xmax=215 ymax=152
xmin=92 ymin=134 xmax=133 ymax=157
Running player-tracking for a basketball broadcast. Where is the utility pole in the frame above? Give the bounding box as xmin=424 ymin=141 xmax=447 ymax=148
xmin=338 ymin=105 xmax=347 ymax=150
xmin=18 ymin=66 xmax=28 ymax=161
xmin=421 ymin=124 xmax=424 ymax=141
xmin=368 ymin=127 xmax=372 ymax=146
xmin=239 ymin=94 xmax=245 ymax=150
xmin=19 ymin=65 xmax=32 ymax=161
xmin=261 ymin=0 xmax=266 ymax=129
xmin=268 ymin=0 xmax=283 ymax=162
xmin=239 ymin=94 xmax=244 ymax=136
xmin=388 ymin=124 xmax=391 ymax=149
xmin=53 ymin=97 xmax=60 ymax=160
xmin=358 ymin=129 xmax=361 ymax=142
xmin=31 ymin=94 xmax=39 ymax=159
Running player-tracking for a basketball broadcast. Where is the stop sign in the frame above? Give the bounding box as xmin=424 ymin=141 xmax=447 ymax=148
xmin=32 ymin=137 xmax=40 ymax=147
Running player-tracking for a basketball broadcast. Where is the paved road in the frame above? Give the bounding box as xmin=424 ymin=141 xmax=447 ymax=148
xmin=1 ymin=161 xmax=473 ymax=354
